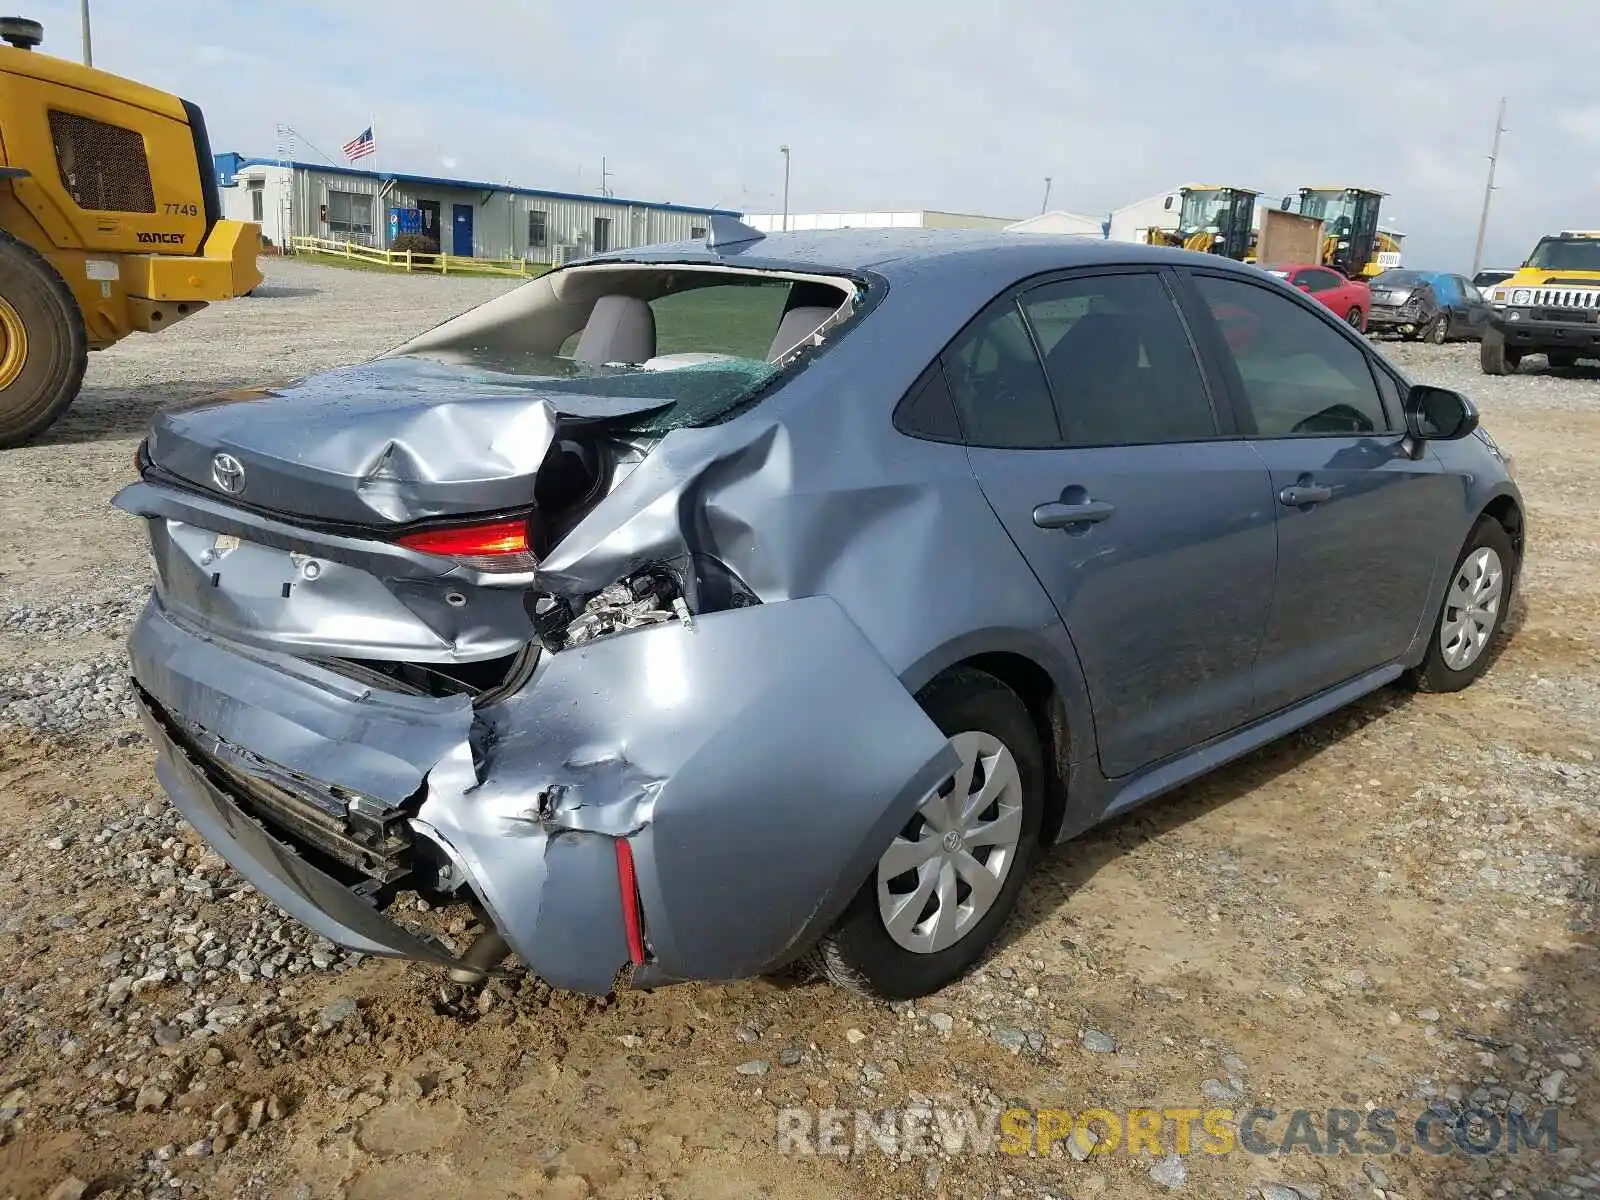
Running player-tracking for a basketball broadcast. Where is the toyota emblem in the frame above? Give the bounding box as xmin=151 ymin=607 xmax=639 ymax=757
xmin=210 ymin=452 xmax=246 ymax=495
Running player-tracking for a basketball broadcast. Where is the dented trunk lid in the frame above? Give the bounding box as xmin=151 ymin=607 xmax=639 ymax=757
xmin=144 ymin=356 xmax=670 ymax=527
xmin=117 ymin=357 xmax=674 ymax=669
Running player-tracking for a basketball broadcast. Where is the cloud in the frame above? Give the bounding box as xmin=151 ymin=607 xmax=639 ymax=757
xmin=25 ymin=0 xmax=1600 ymax=268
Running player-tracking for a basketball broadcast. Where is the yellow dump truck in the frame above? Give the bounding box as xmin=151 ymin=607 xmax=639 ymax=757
xmin=0 ymin=16 xmax=261 ymax=446
xmin=1479 ymin=230 xmax=1600 ymax=374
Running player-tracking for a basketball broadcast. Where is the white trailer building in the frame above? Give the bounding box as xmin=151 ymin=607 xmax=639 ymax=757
xmin=214 ymin=153 xmax=737 ymax=263
xmin=1107 ymin=189 xmax=1182 ymax=243
xmin=1004 ymin=210 xmax=1107 ymax=237
xmin=739 ymin=210 xmax=1017 ymax=233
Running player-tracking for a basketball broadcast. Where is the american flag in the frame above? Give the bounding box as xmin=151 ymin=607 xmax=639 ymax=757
xmin=343 ymin=126 xmax=375 ymax=162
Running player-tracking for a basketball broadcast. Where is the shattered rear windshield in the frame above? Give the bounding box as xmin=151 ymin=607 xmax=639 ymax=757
xmin=415 ymin=278 xmax=843 ymax=434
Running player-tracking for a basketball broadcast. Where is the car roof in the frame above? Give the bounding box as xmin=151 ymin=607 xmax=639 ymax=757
xmin=580 ymin=227 xmax=1273 ymax=284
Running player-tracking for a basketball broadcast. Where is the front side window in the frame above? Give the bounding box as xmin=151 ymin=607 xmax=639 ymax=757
xmin=1020 ymin=272 xmax=1217 ymax=445
xmin=1300 ymin=269 xmax=1340 ymax=293
xmin=1191 ymin=274 xmax=1391 ymax=437
xmin=941 ymin=302 xmax=1059 ymax=448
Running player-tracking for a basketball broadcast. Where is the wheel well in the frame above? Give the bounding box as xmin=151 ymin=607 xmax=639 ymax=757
xmin=1481 ymin=495 xmax=1524 ymax=563
xmin=958 ymin=652 xmax=1069 ymax=844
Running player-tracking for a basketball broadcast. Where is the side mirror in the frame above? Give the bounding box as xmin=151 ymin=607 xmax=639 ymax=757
xmin=1280 ymin=194 xmax=1293 ymax=211
xmin=1295 ymin=281 xmax=1312 ymax=292
xmin=1404 ymin=384 xmax=1479 ymax=442
xmin=1164 ymin=195 xmax=1175 ymax=211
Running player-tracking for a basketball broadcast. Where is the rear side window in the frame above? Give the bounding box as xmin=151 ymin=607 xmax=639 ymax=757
xmin=1191 ymin=274 xmax=1392 ymax=437
xmin=941 ymin=302 xmax=1060 ymax=448
xmin=1020 ymin=272 xmax=1217 ymax=446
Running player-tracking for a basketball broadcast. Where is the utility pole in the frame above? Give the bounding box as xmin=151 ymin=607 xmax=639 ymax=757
xmin=1040 ymin=177 xmax=1052 ymax=215
xmin=780 ymin=145 xmax=790 ymax=231
xmin=600 ymin=157 xmax=612 ymax=198
xmin=1472 ymin=97 xmax=1507 ymax=277
xmin=79 ymin=0 xmax=91 ymax=65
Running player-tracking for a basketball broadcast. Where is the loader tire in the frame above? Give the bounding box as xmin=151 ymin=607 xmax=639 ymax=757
xmin=0 ymin=231 xmax=88 ymax=448
xmin=1479 ymin=328 xmax=1520 ymax=376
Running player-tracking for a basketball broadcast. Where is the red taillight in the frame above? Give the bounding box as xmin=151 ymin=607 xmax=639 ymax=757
xmin=394 ymin=518 xmax=537 ymax=572
xmin=615 ymin=838 xmax=646 ymax=966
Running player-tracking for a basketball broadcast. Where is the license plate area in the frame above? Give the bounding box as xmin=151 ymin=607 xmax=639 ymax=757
xmin=148 ymin=518 xmax=462 ymax=658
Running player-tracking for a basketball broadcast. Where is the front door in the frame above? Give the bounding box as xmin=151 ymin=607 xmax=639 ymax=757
xmin=948 ymin=268 xmax=1277 ymax=778
xmin=418 ymin=199 xmax=441 ymax=247
xmin=593 ymin=216 xmax=612 ymax=253
xmin=1182 ymin=270 xmax=1455 ymax=712
xmin=452 ymin=203 xmax=474 ymax=256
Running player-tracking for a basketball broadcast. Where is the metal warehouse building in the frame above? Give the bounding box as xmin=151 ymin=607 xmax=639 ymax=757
xmin=213 ymin=153 xmax=738 ymax=263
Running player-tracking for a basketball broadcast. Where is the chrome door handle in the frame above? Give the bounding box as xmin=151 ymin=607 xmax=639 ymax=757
xmin=1032 ymin=500 xmax=1116 ymax=529
xmin=1279 ymin=484 xmax=1333 ymax=506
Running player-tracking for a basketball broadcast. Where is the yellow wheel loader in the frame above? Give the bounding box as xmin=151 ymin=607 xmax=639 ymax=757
xmin=1144 ymin=186 xmax=1260 ymax=261
xmin=1289 ymin=187 xmax=1386 ymax=278
xmin=0 ymin=16 xmax=261 ymax=447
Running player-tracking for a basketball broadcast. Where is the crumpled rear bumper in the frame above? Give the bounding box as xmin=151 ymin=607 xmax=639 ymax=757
xmin=136 ymin=690 xmax=469 ymax=967
xmin=128 ymin=593 xmax=957 ymax=993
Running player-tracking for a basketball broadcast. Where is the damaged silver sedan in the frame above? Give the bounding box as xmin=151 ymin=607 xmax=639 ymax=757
xmin=116 ymin=222 xmax=1523 ymax=1000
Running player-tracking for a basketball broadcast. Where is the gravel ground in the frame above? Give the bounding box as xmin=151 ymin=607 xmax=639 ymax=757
xmin=1 ymin=260 xmax=1598 ymax=1200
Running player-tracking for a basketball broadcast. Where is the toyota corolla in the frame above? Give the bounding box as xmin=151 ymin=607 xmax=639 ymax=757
xmin=115 ymin=225 xmax=1523 ymax=1001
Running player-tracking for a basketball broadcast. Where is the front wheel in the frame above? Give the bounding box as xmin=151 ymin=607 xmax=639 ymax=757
xmin=1480 ymin=328 xmax=1521 ymax=375
xmin=1548 ymin=351 xmax=1577 ymax=369
xmin=1346 ymin=307 xmax=1364 ymax=331
xmin=809 ymin=669 xmax=1045 ymax=1000
xmin=1426 ymin=315 xmax=1449 ymax=344
xmin=1408 ymin=517 xmax=1516 ymax=693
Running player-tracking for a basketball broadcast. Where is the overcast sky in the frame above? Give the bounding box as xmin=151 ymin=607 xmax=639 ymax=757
xmin=30 ymin=0 xmax=1600 ymax=269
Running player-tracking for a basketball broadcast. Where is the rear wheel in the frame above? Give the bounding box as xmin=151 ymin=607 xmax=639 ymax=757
xmin=0 ymin=231 xmax=87 ymax=448
xmin=1479 ymin=328 xmax=1521 ymax=375
xmin=809 ymin=669 xmax=1045 ymax=1000
xmin=1548 ymin=350 xmax=1578 ymax=369
xmin=1408 ymin=517 xmax=1516 ymax=693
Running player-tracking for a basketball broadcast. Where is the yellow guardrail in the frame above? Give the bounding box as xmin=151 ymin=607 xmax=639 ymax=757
xmin=289 ymin=235 xmax=541 ymax=277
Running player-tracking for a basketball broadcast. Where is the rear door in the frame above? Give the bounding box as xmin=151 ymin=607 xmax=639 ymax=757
xmin=1178 ymin=269 xmax=1456 ymax=713
xmin=950 ymin=267 xmax=1277 ymax=778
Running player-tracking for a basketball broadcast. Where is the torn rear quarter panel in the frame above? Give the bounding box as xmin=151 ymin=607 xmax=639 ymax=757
xmin=423 ymin=596 xmax=959 ymax=982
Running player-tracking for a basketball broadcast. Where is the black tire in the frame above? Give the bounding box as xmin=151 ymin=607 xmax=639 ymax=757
xmin=1480 ymin=329 xmax=1520 ymax=375
xmin=1346 ymin=307 xmax=1364 ymax=330
xmin=1407 ymin=517 xmax=1517 ymax=694
xmin=1548 ymin=351 xmax=1577 ymax=369
xmin=1425 ymin=315 xmax=1449 ymax=344
xmin=0 ymin=231 xmax=87 ymax=448
xmin=809 ymin=668 xmax=1045 ymax=1000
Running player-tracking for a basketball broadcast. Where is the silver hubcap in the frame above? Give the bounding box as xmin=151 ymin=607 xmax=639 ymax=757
xmin=1439 ymin=546 xmax=1504 ymax=670
xmin=876 ymin=731 xmax=1024 ymax=954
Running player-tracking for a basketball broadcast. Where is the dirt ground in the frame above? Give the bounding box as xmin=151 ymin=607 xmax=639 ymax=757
xmin=1 ymin=261 xmax=1597 ymax=1200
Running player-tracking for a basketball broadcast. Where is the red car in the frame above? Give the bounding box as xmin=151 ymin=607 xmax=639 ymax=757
xmin=1262 ymin=263 xmax=1371 ymax=332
